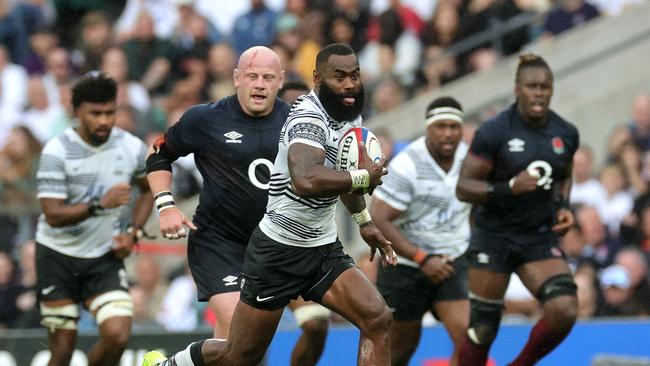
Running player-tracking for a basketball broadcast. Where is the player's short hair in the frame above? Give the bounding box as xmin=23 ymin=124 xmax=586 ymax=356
xmin=515 ymin=53 xmax=552 ymax=83
xmin=72 ymin=71 xmax=117 ymax=110
xmin=279 ymin=80 xmax=310 ymax=99
xmin=316 ymin=43 xmax=356 ymax=72
xmin=425 ymin=96 xmax=463 ymax=125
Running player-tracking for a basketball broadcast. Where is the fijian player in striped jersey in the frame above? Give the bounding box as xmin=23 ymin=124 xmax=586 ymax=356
xmin=143 ymin=44 xmax=397 ymax=366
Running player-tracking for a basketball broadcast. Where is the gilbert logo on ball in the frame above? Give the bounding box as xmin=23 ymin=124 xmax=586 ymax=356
xmin=336 ymin=127 xmax=383 ymax=172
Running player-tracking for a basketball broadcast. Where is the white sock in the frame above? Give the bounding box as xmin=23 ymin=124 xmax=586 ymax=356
xmin=167 ymin=343 xmax=195 ymax=366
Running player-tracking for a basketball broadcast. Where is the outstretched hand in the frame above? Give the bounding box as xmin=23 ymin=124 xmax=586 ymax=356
xmin=159 ymin=207 xmax=197 ymax=240
xmin=359 ymin=222 xmax=397 ymax=267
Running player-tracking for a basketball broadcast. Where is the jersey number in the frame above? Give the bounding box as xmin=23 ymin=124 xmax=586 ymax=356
xmin=248 ymin=158 xmax=274 ymax=190
xmin=527 ymin=160 xmax=553 ymax=190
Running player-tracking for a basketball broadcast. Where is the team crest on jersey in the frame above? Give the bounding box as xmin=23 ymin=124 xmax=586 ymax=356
xmin=224 ymin=131 xmax=243 ymax=143
xmin=507 ymin=138 xmax=525 ymax=152
xmin=551 ymin=137 xmax=565 ymax=154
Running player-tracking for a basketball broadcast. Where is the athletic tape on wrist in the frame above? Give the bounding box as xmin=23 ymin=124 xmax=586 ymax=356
xmin=352 ymin=208 xmax=372 ymax=226
xmin=154 ymin=191 xmax=175 ymax=212
xmin=350 ymin=169 xmax=370 ymax=192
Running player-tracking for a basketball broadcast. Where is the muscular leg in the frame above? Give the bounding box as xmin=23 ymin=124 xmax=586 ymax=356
xmin=389 ymin=320 xmax=421 ymax=366
xmin=87 ymin=316 xmax=132 ymax=366
xmin=509 ymin=258 xmax=577 ymax=366
xmin=208 ymin=292 xmax=240 ymax=339
xmin=433 ymin=299 xmax=469 ymax=366
xmin=288 ymin=298 xmax=329 ymax=366
xmin=47 ymin=329 xmax=77 ymax=366
xmin=457 ymin=269 xmax=509 ymax=366
xmin=320 ymin=267 xmax=392 ymax=366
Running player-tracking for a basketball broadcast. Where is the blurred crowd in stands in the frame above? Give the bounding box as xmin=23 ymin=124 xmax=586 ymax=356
xmin=0 ymin=0 xmax=648 ymax=331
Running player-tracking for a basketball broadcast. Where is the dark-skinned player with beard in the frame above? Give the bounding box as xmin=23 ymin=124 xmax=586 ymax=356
xmin=143 ymin=43 xmax=397 ymax=366
xmin=455 ymin=54 xmax=580 ymax=366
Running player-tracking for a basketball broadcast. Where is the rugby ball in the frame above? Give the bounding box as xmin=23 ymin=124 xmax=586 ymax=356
xmin=336 ymin=127 xmax=383 ymax=172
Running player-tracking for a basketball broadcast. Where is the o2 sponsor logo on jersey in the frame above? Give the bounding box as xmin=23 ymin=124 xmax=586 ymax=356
xmin=248 ymin=158 xmax=274 ymax=190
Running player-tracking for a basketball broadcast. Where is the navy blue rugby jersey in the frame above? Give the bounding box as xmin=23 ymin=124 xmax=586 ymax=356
xmin=164 ymin=95 xmax=291 ymax=243
xmin=469 ymin=103 xmax=579 ymax=235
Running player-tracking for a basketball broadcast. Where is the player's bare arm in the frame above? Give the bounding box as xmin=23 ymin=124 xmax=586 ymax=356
xmin=340 ymin=193 xmax=396 ymax=267
xmin=112 ymin=176 xmax=153 ymax=258
xmin=145 ymin=141 xmax=196 ymax=239
xmin=552 ymin=163 xmax=574 ymax=236
xmin=457 ymin=153 xmax=539 ymax=204
xmin=371 ymin=198 xmax=452 ymax=282
xmin=288 ymin=143 xmax=386 ymax=198
xmin=40 ymin=182 xmax=131 ymax=227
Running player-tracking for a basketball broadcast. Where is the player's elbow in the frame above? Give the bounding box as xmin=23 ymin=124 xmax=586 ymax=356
xmin=292 ymin=177 xmax=319 ymax=198
xmin=455 ymin=183 xmax=470 ymax=202
xmin=45 ymin=214 xmax=66 ymax=228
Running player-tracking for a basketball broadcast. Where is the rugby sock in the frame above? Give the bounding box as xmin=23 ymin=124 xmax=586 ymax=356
xmin=189 ymin=340 xmax=206 ymax=366
xmin=161 ymin=342 xmax=199 ymax=366
xmin=458 ymin=336 xmax=489 ymax=366
xmin=508 ymin=318 xmax=570 ymax=366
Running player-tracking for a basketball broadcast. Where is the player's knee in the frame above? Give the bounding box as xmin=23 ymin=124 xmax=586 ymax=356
xmin=544 ymin=296 xmax=578 ymax=330
xmin=89 ymin=290 xmax=133 ymax=325
xmin=300 ymin=319 xmax=329 ymax=340
xmin=466 ymin=296 xmax=503 ymax=347
xmin=99 ymin=319 xmax=131 ymax=348
xmin=40 ymin=303 xmax=79 ymax=331
xmin=360 ymin=302 xmax=392 ymax=335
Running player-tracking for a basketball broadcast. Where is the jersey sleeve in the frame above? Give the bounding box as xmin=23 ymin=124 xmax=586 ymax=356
xmin=125 ymin=133 xmax=148 ymax=179
xmin=164 ymin=104 xmax=211 ymax=157
xmin=36 ymin=140 xmax=67 ymax=199
xmin=469 ymin=120 xmax=502 ymax=162
xmin=285 ymin=117 xmax=329 ymax=150
xmin=373 ymin=152 xmax=416 ymax=212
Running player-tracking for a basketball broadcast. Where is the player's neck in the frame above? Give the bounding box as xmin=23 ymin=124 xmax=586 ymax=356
xmin=427 ymin=141 xmax=453 ymax=172
xmin=517 ymin=104 xmax=548 ymax=128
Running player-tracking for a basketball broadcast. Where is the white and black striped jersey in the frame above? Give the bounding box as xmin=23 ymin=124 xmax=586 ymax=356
xmin=35 ymin=127 xmax=147 ymax=258
xmin=258 ymin=90 xmax=361 ymax=247
xmin=373 ymin=137 xmax=471 ymax=266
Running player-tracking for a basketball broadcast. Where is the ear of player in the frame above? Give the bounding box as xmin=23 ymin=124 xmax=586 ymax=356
xmin=336 ymin=127 xmax=387 ymax=194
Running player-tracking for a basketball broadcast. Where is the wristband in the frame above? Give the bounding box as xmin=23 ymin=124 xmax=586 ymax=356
xmin=487 ymin=182 xmax=512 ymax=200
xmin=154 ymin=191 xmax=175 ymax=213
xmin=351 ymin=208 xmax=372 ymax=226
xmin=87 ymin=197 xmax=105 ymax=216
xmin=554 ymin=195 xmax=570 ymax=211
xmin=349 ymin=169 xmax=370 ymax=192
xmin=126 ymin=224 xmax=144 ymax=242
xmin=412 ymin=249 xmax=428 ymax=265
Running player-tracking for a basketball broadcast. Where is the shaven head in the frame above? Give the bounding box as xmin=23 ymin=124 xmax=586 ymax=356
xmin=233 ymin=46 xmax=285 ymax=117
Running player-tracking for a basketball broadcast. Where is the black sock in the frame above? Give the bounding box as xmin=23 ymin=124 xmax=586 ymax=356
xmin=189 ymin=340 xmax=206 ymax=366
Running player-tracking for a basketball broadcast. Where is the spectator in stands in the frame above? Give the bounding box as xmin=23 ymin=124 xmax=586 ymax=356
xmin=627 ymin=94 xmax=650 ymax=153
xmin=131 ymin=255 xmax=167 ymax=324
xmin=596 ymin=164 xmax=633 ymax=237
xmin=618 ymin=142 xmax=648 ymax=196
xmin=412 ymin=45 xmax=459 ymax=95
xmin=597 ymin=247 xmax=650 ymax=318
xmin=576 ymin=205 xmax=620 ymax=268
xmin=574 ymin=264 xmax=599 ymax=318
xmin=231 ymin=0 xmax=278 ymax=55
xmin=14 ymin=240 xmax=40 ymax=328
xmin=24 ymin=26 xmax=59 ymax=75
xmin=116 ymin=0 xmax=179 ymax=42
xmin=0 ymin=0 xmax=30 ymax=65
xmin=606 ymin=124 xmax=633 ymax=162
xmin=323 ymin=0 xmax=370 ymax=52
xmin=72 ymin=12 xmax=113 ymax=75
xmin=156 ymin=264 xmax=198 ymax=331
xmin=570 ymin=145 xmax=607 ymax=208
xmin=23 ymin=77 xmax=68 ymax=143
xmin=368 ymin=76 xmax=406 ymax=117
xmin=274 ymin=13 xmax=320 ymax=86
xmin=206 ymin=42 xmax=237 ymax=102
xmin=542 ymin=0 xmax=600 ymax=37
xmin=42 ymin=47 xmax=75 ymax=107
xmin=0 ymin=126 xmax=42 ymax=250
xmin=420 ymin=2 xmax=461 ymax=48
xmin=101 ymin=47 xmax=152 ymax=114
xmin=0 ymin=45 xmax=28 ymax=146
xmin=588 ymin=0 xmax=642 ymax=16
xmin=0 ymin=251 xmax=25 ymax=328
xmin=122 ymin=12 xmax=174 ymax=94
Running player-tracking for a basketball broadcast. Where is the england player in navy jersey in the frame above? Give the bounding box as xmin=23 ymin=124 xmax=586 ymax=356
xmin=142 ymin=43 xmax=396 ymax=366
xmin=144 ymin=46 xmax=330 ymax=365
xmin=455 ymin=54 xmax=579 ymax=366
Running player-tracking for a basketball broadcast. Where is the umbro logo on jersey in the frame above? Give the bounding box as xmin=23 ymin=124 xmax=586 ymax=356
xmin=223 ymin=275 xmax=239 ymax=286
xmin=477 ymin=252 xmax=489 ymax=264
xmin=508 ymin=138 xmax=525 ymax=152
xmin=224 ymin=131 xmax=243 ymax=143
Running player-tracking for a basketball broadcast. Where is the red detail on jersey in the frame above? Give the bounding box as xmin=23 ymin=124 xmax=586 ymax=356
xmin=551 ymin=246 xmax=563 ymax=257
xmin=551 ymin=137 xmax=565 ymax=154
